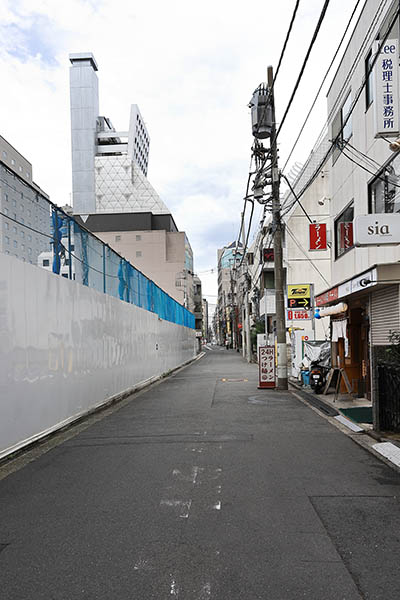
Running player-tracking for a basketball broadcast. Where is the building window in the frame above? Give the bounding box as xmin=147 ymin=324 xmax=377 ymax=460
xmin=4 ymin=222 xmax=8 ymax=230
xmin=136 ymin=234 xmax=142 ymax=241
xmin=20 ymin=230 xmax=24 ymax=238
xmin=5 ymin=194 xmax=8 ymax=202
xmin=332 ymin=91 xmax=352 ymax=163
xmin=136 ymin=250 xmax=142 ymax=257
xmin=43 ymin=259 xmax=50 ymax=267
xmin=28 ymin=247 xmax=32 ymax=254
xmin=13 ymin=226 xmax=17 ymax=234
xmin=18 ymin=166 xmax=22 ymax=172
xmin=13 ymin=240 xmax=17 ymax=248
xmin=115 ymin=235 xmax=121 ymax=241
xmin=12 ymin=199 xmax=16 ymax=207
xmin=3 ymin=207 xmax=8 ymax=216
xmin=21 ymin=244 xmax=25 ymax=251
xmin=369 ymin=162 xmax=400 ymax=213
xmin=335 ymin=201 xmax=354 ymax=259
xmin=2 ymin=150 xmax=6 ymax=158
xmin=365 ymin=50 xmax=374 ymax=109
xmin=5 ymin=236 xmax=9 ymax=245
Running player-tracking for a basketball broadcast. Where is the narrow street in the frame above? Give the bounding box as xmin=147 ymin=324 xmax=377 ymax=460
xmin=1 ymin=348 xmax=400 ymax=599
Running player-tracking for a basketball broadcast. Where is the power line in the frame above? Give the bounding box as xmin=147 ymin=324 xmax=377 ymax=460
xmin=282 ymin=0 xmax=362 ymax=172
xmin=285 ymin=2 xmax=400 ymax=210
xmin=285 ymin=223 xmax=330 ymax=286
xmin=275 ymin=0 xmax=331 ymax=141
xmin=340 ymin=146 xmax=400 ymax=189
xmin=253 ymin=0 xmax=301 ymax=137
xmin=282 ymin=0 xmax=388 ymax=196
xmin=258 ymin=0 xmax=331 ymax=173
xmin=281 ymin=173 xmax=313 ymax=223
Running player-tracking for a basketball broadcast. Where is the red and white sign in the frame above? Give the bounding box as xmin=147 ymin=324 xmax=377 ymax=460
xmin=315 ymin=287 xmax=338 ymax=306
xmin=309 ymin=223 xmax=327 ymax=251
xmin=258 ymin=346 xmax=275 ymax=389
xmin=287 ymin=309 xmax=312 ymax=320
xmin=339 ymin=222 xmax=353 ymax=251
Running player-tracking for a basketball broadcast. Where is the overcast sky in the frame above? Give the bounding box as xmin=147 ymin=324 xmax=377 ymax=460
xmin=0 ymin=0 xmax=361 ymax=301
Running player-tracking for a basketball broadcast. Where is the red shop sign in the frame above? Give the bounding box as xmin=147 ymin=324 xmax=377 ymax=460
xmin=315 ymin=287 xmax=339 ymax=306
xmin=309 ymin=223 xmax=327 ymax=251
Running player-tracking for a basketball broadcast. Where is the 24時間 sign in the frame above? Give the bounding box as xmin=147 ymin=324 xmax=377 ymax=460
xmin=373 ymin=39 xmax=399 ymax=138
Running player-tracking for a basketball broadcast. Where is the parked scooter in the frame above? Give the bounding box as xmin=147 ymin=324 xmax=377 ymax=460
xmin=309 ymin=360 xmax=327 ymax=394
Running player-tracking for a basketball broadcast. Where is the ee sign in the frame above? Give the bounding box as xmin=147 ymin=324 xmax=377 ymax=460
xmin=287 ymin=284 xmax=311 ymax=309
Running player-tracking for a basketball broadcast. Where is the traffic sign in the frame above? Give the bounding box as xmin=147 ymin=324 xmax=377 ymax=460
xmin=288 ymin=297 xmax=310 ymax=309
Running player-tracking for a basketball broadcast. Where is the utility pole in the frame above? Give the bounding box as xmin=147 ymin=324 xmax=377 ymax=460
xmin=268 ymin=66 xmax=288 ymax=390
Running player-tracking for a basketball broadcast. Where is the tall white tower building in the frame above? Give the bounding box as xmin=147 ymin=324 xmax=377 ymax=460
xmin=69 ymin=52 xmax=158 ymax=217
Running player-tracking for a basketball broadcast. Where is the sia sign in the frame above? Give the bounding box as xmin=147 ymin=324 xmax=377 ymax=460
xmin=373 ymin=39 xmax=399 ymax=138
xmin=354 ymin=214 xmax=400 ymax=245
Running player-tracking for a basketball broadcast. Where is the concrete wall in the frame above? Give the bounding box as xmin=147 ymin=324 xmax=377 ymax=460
xmin=0 ymin=253 xmax=196 ymax=460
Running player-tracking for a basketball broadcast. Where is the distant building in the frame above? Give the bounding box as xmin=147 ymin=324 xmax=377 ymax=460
xmin=69 ymin=52 xmax=196 ymax=312
xmin=0 ymin=135 xmax=51 ymax=265
xmin=77 ymin=212 xmax=194 ymax=308
xmin=216 ymin=241 xmax=243 ymax=346
xmin=69 ymin=52 xmax=154 ymax=216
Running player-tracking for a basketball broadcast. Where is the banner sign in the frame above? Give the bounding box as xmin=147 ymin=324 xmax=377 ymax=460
xmin=309 ymin=223 xmax=327 ymax=251
xmin=373 ymin=39 xmax=399 ymax=138
xmin=315 ymin=287 xmax=338 ymax=306
xmin=339 ymin=222 xmax=353 ymax=251
xmin=287 ymin=309 xmax=312 ymax=320
xmin=287 ymin=284 xmax=311 ymax=309
xmin=262 ymin=248 xmax=274 ymax=262
xmin=258 ymin=346 xmax=275 ymax=389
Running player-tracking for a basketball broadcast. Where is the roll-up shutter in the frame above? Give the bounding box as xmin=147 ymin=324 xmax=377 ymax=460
xmin=371 ymin=285 xmax=400 ymax=345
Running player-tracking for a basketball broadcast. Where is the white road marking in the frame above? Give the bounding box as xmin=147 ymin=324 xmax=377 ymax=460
xmin=198 ymin=583 xmax=212 ymax=598
xmin=170 ymin=575 xmax=180 ymax=596
xmin=212 ymin=501 xmax=221 ymax=510
xmin=372 ymin=442 xmax=400 ymax=468
xmin=172 ymin=467 xmax=203 ymax=484
xmin=160 ymin=499 xmax=192 ymax=518
xmin=334 ymin=415 xmax=364 ymax=432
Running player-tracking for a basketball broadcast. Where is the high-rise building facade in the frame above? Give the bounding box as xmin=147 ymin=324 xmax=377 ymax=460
xmin=0 ymin=136 xmax=51 ymax=265
xmin=69 ymin=52 xmax=198 ymax=310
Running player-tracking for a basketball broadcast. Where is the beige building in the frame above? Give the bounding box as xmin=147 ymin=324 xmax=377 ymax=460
xmin=78 ymin=212 xmax=195 ymax=310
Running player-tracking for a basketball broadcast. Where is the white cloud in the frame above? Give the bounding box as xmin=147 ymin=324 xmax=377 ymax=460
xmin=0 ymin=0 xmax=362 ymax=296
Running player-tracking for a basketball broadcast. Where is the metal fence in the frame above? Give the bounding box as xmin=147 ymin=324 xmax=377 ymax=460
xmin=1 ymin=186 xmax=195 ymax=329
xmin=377 ymin=362 xmax=400 ymax=432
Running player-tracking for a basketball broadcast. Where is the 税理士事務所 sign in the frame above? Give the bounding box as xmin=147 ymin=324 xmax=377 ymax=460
xmin=373 ymin=39 xmax=399 ymax=138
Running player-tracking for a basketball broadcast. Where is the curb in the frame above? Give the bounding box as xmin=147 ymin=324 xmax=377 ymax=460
xmin=0 ymin=351 xmax=206 ymax=467
xmin=289 ymin=381 xmax=400 ymax=474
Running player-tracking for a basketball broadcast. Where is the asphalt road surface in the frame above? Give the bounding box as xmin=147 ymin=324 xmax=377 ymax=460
xmin=1 ymin=347 xmax=400 ymax=599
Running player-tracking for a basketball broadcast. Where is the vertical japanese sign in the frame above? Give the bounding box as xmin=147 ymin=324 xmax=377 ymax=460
xmin=309 ymin=223 xmax=327 ymax=251
xmin=373 ymin=39 xmax=399 ymax=138
xmin=339 ymin=222 xmax=353 ymax=251
xmin=258 ymin=346 xmax=276 ymax=389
